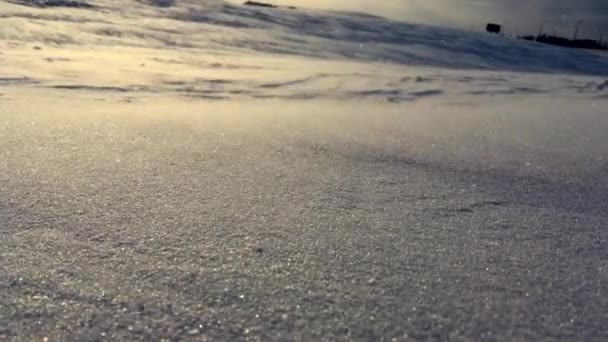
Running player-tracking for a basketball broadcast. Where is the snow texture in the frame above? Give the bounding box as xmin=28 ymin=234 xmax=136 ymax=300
xmin=1 ymin=0 xmax=607 ymax=340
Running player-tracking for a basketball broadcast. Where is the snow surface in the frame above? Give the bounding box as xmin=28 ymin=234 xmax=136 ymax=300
xmin=1 ymin=0 xmax=607 ymax=179
xmin=1 ymin=0 xmax=608 ymax=340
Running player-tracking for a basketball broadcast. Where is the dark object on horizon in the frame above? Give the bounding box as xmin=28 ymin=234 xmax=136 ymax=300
xmin=520 ymin=34 xmax=607 ymax=51
xmin=486 ymin=23 xmax=501 ymax=34
xmin=243 ymin=1 xmax=277 ymax=8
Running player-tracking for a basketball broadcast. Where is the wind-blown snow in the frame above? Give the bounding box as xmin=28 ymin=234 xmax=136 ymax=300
xmin=2 ymin=0 xmax=608 ymax=340
xmin=2 ymin=0 xmax=608 ymax=74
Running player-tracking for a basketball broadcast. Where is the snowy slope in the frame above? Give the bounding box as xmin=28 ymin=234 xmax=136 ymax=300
xmin=2 ymin=0 xmax=608 ymax=75
xmin=2 ymin=0 xmax=608 ymax=101
xmin=2 ymin=1 xmax=608 ymax=340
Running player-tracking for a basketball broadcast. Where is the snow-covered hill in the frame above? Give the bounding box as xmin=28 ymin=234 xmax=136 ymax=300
xmin=2 ymin=0 xmax=608 ymax=75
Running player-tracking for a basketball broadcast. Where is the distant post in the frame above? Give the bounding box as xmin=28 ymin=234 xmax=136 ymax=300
xmin=486 ymin=23 xmax=501 ymax=34
xmin=538 ymin=21 xmax=549 ymax=37
xmin=573 ymin=20 xmax=584 ymax=40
